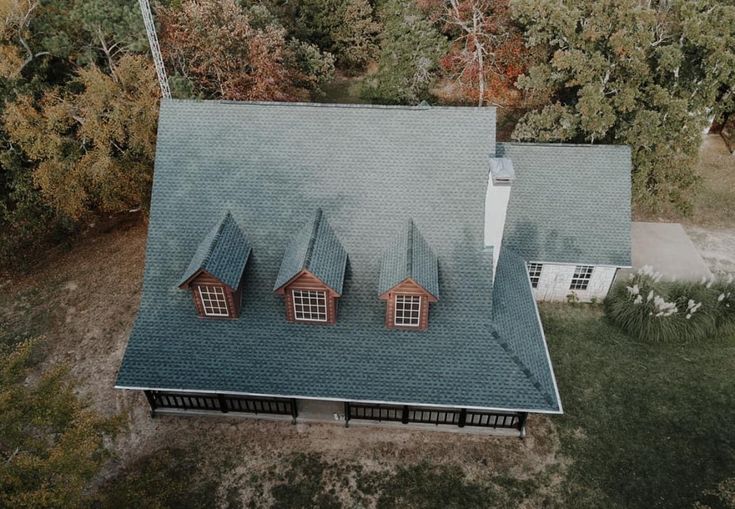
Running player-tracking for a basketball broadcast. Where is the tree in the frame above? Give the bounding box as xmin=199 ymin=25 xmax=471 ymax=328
xmin=68 ymin=0 xmax=148 ymax=70
xmin=158 ymin=0 xmax=333 ymax=100
xmin=511 ymin=0 xmax=735 ymax=213
xmin=0 ymin=0 xmax=51 ymax=77
xmin=0 ymin=340 xmax=119 ymax=508
xmin=294 ymin=0 xmax=380 ymax=70
xmin=4 ymin=54 xmax=159 ymax=219
xmin=363 ymin=0 xmax=447 ymax=104
xmin=421 ymin=0 xmax=527 ymax=106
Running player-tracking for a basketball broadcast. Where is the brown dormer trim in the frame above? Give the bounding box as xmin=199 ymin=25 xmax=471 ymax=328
xmin=279 ymin=270 xmax=339 ymax=325
xmin=187 ymin=270 xmax=241 ymax=319
xmin=380 ymin=278 xmax=434 ymax=331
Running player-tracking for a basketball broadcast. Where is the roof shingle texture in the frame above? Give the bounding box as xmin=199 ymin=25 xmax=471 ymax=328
xmin=274 ymin=208 xmax=348 ymax=294
xmin=116 ymin=100 xmax=561 ymax=413
xmin=499 ymin=142 xmax=632 ymax=266
xmin=178 ymin=212 xmax=252 ymax=289
xmin=378 ymin=219 xmax=439 ymax=298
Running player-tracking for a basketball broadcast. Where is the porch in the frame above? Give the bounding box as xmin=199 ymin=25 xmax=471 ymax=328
xmin=143 ymin=390 xmax=528 ymax=437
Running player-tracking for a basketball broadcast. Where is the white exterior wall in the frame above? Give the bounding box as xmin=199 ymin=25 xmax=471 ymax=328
xmin=532 ymin=264 xmax=618 ymax=302
xmin=484 ymin=181 xmax=511 ymax=272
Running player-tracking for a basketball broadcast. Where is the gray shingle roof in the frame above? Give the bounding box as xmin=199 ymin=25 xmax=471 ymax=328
xmin=378 ymin=219 xmax=439 ymax=298
xmin=493 ymin=249 xmax=560 ymax=408
xmin=274 ymin=208 xmax=348 ymax=294
xmin=116 ymin=99 xmax=562 ymax=413
xmin=499 ymin=142 xmax=632 ymax=266
xmin=178 ymin=212 xmax=251 ymax=289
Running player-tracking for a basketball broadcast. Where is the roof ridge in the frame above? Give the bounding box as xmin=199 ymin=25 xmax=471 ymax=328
xmin=201 ymin=211 xmax=231 ymax=268
xmin=303 ymin=208 xmax=322 ymax=270
xmin=406 ymin=219 xmax=414 ymax=279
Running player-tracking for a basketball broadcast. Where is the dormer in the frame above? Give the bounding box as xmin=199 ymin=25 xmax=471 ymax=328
xmin=178 ymin=212 xmax=251 ymax=319
xmin=378 ymin=220 xmax=439 ymax=331
xmin=274 ymin=209 xmax=347 ymax=324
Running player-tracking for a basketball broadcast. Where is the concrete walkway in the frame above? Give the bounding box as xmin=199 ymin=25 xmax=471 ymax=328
xmin=623 ymin=222 xmax=712 ymax=281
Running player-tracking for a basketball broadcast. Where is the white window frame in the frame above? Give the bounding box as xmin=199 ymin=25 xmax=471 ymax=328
xmin=394 ymin=294 xmax=421 ymax=327
xmin=198 ymin=285 xmax=230 ymax=317
xmin=527 ymin=262 xmax=543 ymax=289
xmin=292 ymin=289 xmax=328 ymax=322
xmin=570 ymin=265 xmax=594 ymax=291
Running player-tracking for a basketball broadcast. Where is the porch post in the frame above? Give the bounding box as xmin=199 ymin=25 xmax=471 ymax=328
xmin=458 ymin=408 xmax=467 ymax=428
xmin=344 ymin=402 xmax=351 ymax=428
xmin=518 ymin=412 xmax=528 ymax=438
xmin=144 ymin=390 xmax=157 ymax=418
xmin=401 ymin=405 xmax=409 ymax=424
xmin=217 ymin=394 xmax=229 ymax=413
xmin=290 ymin=398 xmax=298 ymax=424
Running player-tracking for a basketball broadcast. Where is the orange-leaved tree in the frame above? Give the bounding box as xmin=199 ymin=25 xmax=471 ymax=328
xmin=422 ymin=0 xmax=529 ymax=106
xmin=158 ymin=0 xmax=334 ymax=101
xmin=3 ymin=54 xmax=159 ymax=219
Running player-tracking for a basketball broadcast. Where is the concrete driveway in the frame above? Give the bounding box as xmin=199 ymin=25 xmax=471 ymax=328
xmin=623 ymin=222 xmax=712 ymax=281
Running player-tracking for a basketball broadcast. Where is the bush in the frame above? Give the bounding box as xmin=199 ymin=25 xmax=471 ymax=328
xmin=605 ymin=267 xmax=735 ymax=342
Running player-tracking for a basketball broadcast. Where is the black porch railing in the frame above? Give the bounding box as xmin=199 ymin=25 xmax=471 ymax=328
xmin=345 ymin=402 xmax=526 ymax=431
xmin=144 ymin=390 xmax=297 ymax=419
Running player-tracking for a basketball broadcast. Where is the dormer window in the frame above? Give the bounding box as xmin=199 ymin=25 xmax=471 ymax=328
xmin=199 ymin=285 xmax=230 ymax=317
xmin=292 ymin=289 xmax=328 ymax=322
xmin=394 ymin=295 xmax=421 ymax=327
xmin=178 ymin=212 xmax=251 ymax=319
xmin=274 ymin=209 xmax=348 ymax=325
xmin=379 ymin=220 xmax=439 ymax=331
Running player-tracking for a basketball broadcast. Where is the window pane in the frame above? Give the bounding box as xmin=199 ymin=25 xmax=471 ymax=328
xmin=527 ymin=262 xmax=543 ymax=289
xmin=292 ymin=290 xmax=328 ymax=322
xmin=394 ymin=295 xmax=421 ymax=327
xmin=569 ymin=265 xmax=593 ymax=291
xmin=198 ymin=285 xmax=229 ymax=317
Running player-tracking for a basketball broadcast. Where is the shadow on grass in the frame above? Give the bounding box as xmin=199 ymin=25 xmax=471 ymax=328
xmin=542 ymin=303 xmax=735 ymax=508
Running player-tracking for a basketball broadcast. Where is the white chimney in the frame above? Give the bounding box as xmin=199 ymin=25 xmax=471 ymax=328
xmin=484 ymin=158 xmax=515 ymax=272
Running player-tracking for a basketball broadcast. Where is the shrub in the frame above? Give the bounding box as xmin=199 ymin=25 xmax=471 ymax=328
xmin=605 ymin=267 xmax=735 ymax=342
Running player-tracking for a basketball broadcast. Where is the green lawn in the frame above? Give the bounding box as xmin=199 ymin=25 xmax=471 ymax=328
xmin=543 ymin=303 xmax=735 ymax=508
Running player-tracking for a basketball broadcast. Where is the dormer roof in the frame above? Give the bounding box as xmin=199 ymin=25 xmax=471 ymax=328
xmin=274 ymin=209 xmax=348 ymax=295
xmin=178 ymin=212 xmax=252 ymax=290
xmin=378 ymin=219 xmax=439 ymax=299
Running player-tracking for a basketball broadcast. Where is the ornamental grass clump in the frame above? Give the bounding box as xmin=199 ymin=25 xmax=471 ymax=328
xmin=604 ymin=266 xmax=735 ymax=342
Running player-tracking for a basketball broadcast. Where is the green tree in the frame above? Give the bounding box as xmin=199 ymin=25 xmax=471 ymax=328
xmin=0 ymin=340 xmax=119 ymax=508
xmin=363 ymin=0 xmax=447 ymax=104
xmin=4 ymin=54 xmax=159 ymax=219
xmin=294 ymin=0 xmax=380 ymax=70
xmin=511 ymin=0 xmax=735 ymax=213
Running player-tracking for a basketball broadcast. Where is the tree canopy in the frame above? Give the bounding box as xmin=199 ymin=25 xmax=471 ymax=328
xmin=158 ymin=0 xmax=335 ymax=100
xmin=511 ymin=0 xmax=735 ymax=212
xmin=362 ymin=0 xmax=447 ymax=104
xmin=4 ymin=55 xmax=159 ymax=219
xmin=0 ymin=340 xmax=119 ymax=508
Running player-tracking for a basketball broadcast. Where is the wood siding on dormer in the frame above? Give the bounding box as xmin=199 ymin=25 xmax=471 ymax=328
xmin=281 ymin=270 xmax=338 ymax=324
xmin=382 ymin=279 xmax=432 ymax=331
xmin=189 ymin=270 xmax=241 ymax=319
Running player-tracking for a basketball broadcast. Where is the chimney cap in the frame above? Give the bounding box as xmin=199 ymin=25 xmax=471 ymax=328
xmin=489 ymin=158 xmax=515 ymax=185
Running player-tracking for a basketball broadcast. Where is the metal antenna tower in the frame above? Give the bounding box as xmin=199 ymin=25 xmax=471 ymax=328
xmin=139 ymin=0 xmax=171 ymax=99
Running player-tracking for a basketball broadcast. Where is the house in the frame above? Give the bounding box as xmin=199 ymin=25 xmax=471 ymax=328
xmin=115 ymin=100 xmax=631 ymax=436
